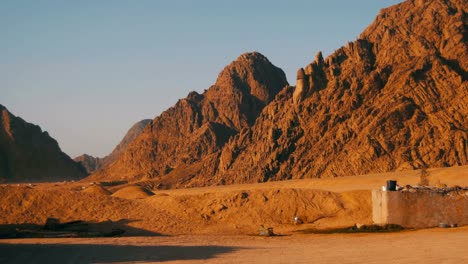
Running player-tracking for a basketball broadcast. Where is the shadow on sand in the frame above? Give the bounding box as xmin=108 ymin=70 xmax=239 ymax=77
xmin=0 ymin=243 xmax=242 ymax=263
xmin=0 ymin=219 xmax=161 ymax=239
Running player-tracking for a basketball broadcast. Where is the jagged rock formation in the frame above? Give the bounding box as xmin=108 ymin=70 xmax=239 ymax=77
xmin=74 ymin=119 xmax=151 ymax=173
xmin=89 ymin=52 xmax=288 ymax=181
xmin=90 ymin=0 xmax=467 ymax=187
xmin=0 ymin=104 xmax=87 ymax=182
xmin=203 ymin=0 xmax=467 ymax=185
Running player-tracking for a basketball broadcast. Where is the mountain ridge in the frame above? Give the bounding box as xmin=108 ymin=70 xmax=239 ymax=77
xmin=89 ymin=51 xmax=289 ymax=181
xmin=89 ymin=0 xmax=467 ymax=187
xmin=201 ymin=0 xmax=467 ymax=185
xmin=74 ymin=119 xmax=151 ymax=173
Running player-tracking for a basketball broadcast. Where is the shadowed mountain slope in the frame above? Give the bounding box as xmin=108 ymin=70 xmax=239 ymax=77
xmin=0 ymin=104 xmax=87 ymax=182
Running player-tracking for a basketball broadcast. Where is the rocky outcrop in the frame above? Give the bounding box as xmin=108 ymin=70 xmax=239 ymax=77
xmin=202 ymin=0 xmax=467 ymax=185
xmin=74 ymin=119 xmax=151 ymax=173
xmin=89 ymin=52 xmax=288 ymax=181
xmin=0 ymin=105 xmax=87 ymax=182
xmin=90 ymin=0 xmax=467 ymax=188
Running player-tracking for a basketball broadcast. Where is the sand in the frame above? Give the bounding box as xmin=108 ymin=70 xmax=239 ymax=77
xmin=0 ymin=166 xmax=467 ymax=263
xmin=1 ymin=227 xmax=467 ymax=263
xmin=1 ymin=166 xmax=467 ymax=235
xmin=0 ymin=185 xmax=371 ymax=235
xmin=81 ymin=184 xmax=111 ymax=195
xmin=111 ymin=185 xmax=154 ymax=199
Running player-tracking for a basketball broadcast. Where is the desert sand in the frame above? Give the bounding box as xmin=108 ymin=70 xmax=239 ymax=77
xmin=1 ymin=166 xmax=467 ymax=263
xmin=1 ymin=227 xmax=467 ymax=263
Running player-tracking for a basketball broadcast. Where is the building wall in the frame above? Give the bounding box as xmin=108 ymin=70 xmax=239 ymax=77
xmin=372 ymin=190 xmax=468 ymax=228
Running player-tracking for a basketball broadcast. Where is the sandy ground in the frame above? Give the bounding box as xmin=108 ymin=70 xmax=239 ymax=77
xmin=0 ymin=166 xmax=467 ymax=263
xmin=156 ymin=165 xmax=468 ymax=195
xmin=2 ymin=166 xmax=466 ymax=234
xmin=0 ymin=227 xmax=467 ymax=264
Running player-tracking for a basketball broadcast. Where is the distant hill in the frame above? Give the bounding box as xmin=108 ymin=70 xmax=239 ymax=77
xmin=0 ymin=104 xmax=87 ymax=182
xmin=74 ymin=119 xmax=151 ymax=173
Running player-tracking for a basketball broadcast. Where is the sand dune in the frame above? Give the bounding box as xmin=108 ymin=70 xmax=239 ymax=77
xmin=1 ymin=166 xmax=466 ymax=236
xmin=111 ymin=185 xmax=154 ymax=200
xmin=81 ymin=184 xmax=111 ymax=195
xmin=0 ymin=186 xmax=370 ymax=235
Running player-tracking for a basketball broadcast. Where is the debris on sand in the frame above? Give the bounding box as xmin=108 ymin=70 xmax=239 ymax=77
xmin=259 ymin=225 xmax=275 ymax=236
xmin=294 ymin=215 xmax=303 ymax=225
xmin=439 ymin=223 xmax=458 ymax=228
xmin=382 ymin=180 xmax=468 ymax=196
xmin=400 ymin=185 xmax=468 ymax=195
xmin=297 ymin=224 xmax=404 ymax=234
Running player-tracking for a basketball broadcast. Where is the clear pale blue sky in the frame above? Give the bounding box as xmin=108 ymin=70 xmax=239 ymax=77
xmin=1 ymin=0 xmax=402 ymax=158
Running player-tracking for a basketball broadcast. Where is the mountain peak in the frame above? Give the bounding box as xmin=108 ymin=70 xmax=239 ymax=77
xmin=90 ymin=0 xmax=466 ymax=187
xmin=89 ymin=52 xmax=288 ymax=181
xmin=215 ymin=51 xmax=288 ymax=104
xmin=195 ymin=0 xmax=468 ymax=186
xmin=360 ymin=0 xmax=467 ymax=72
xmin=236 ymin=51 xmax=271 ymax=63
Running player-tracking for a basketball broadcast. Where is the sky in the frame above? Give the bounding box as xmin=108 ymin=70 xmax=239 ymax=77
xmin=1 ymin=0 xmax=403 ymax=158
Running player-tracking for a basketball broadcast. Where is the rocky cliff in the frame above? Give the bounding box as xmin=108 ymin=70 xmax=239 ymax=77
xmin=203 ymin=0 xmax=467 ymax=185
xmin=90 ymin=0 xmax=467 ymax=187
xmin=0 ymin=104 xmax=87 ymax=182
xmin=74 ymin=119 xmax=151 ymax=173
xmin=90 ymin=52 xmax=288 ymax=181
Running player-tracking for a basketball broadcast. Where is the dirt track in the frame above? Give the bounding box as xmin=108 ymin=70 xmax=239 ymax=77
xmin=1 ymin=227 xmax=467 ymax=264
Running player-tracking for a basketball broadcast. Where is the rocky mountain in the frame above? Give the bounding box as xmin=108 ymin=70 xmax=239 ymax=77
xmin=74 ymin=119 xmax=151 ymax=173
xmin=90 ymin=0 xmax=467 ymax=187
xmin=200 ymin=0 xmax=467 ymax=185
xmin=0 ymin=104 xmax=87 ymax=182
xmin=89 ymin=52 xmax=288 ymax=181
xmin=74 ymin=153 xmax=102 ymax=173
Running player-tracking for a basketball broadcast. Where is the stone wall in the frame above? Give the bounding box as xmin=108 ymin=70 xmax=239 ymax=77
xmin=372 ymin=190 xmax=468 ymax=228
